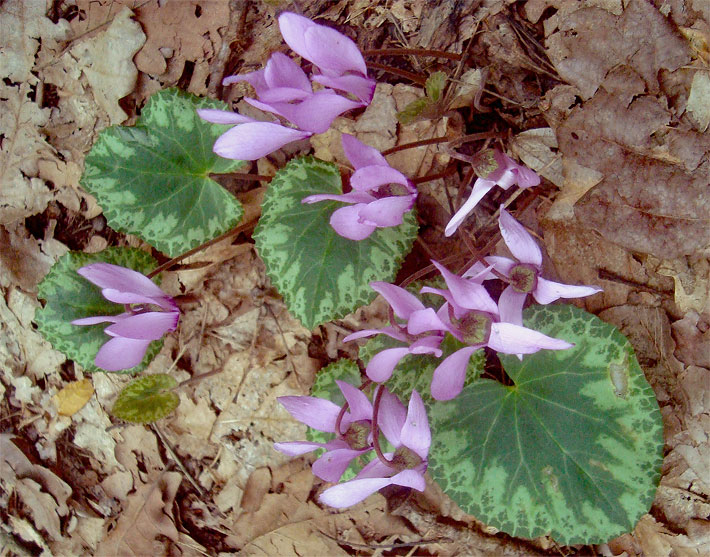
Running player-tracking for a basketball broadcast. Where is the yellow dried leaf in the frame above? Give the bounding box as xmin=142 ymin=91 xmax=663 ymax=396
xmin=54 ymin=379 xmax=94 ymax=416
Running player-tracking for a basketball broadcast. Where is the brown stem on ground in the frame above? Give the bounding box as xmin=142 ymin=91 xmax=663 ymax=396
xmin=366 ymin=61 xmax=427 ymax=86
xmin=147 ymin=220 xmax=254 ymax=279
xmin=364 ymin=47 xmax=463 ymax=61
xmin=230 ymin=172 xmax=273 ymax=182
xmin=381 ymin=136 xmax=452 ymax=156
xmin=411 ymin=165 xmax=458 ymax=185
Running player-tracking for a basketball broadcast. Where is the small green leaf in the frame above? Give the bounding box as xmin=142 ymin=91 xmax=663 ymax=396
xmin=111 ymin=374 xmax=179 ymax=423
xmin=35 ymin=248 xmax=163 ymax=374
xmin=396 ymin=97 xmax=432 ymax=125
xmin=254 ymin=157 xmax=417 ymax=329
xmin=81 ymin=88 xmax=245 ymax=257
xmin=425 ymin=71 xmax=447 ymax=102
xmin=428 ymin=304 xmax=663 ymax=544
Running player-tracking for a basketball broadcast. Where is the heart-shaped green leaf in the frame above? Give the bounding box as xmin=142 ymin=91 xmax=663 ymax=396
xmin=111 ymin=374 xmax=179 ymax=423
xmin=254 ymin=156 xmax=417 ymax=329
xmin=81 ymin=88 xmax=245 ymax=257
xmin=428 ymin=304 xmax=663 ymax=544
xmin=35 ymin=248 xmax=164 ymax=374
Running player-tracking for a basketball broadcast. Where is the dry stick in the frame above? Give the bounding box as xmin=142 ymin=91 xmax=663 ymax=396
xmin=230 ymin=172 xmax=272 ymax=182
xmin=263 ymin=302 xmax=301 ymax=389
xmin=366 ymin=61 xmax=428 ymax=86
xmin=381 ymin=136 xmax=451 ymax=157
xmin=151 ymin=424 xmax=207 ymax=497
xmin=147 ymin=220 xmax=254 ymax=279
xmin=317 ymin=529 xmax=453 ymax=549
xmin=411 ymin=165 xmax=458 ymax=185
xmin=364 ymin=47 xmax=463 ymax=61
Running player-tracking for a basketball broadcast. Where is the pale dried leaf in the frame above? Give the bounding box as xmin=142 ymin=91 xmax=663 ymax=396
xmin=510 ymin=128 xmax=564 ymax=187
xmin=54 ymin=378 xmax=94 ymax=416
xmin=241 ymin=522 xmax=349 ymax=556
xmin=68 ymin=8 xmax=145 ymax=124
xmin=687 ymin=70 xmax=710 ymax=133
xmin=657 ymin=257 xmax=710 ymax=314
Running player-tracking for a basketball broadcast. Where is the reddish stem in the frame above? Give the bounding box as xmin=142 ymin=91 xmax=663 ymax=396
xmin=366 ymin=61 xmax=427 ymax=86
xmin=364 ymin=47 xmax=463 ymax=62
xmin=371 ymin=385 xmax=395 ymax=467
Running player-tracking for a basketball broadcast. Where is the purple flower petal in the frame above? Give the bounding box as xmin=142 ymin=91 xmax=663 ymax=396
xmin=533 ymin=278 xmax=603 ymax=305
xmin=355 ymin=456 xmax=396 ymax=479
xmin=94 ymin=336 xmax=152 ymax=371
xmin=104 ymin=311 xmax=179 ymax=340
xmin=399 ymin=391 xmax=430 ymax=460
xmin=343 ymin=326 xmax=408 ymax=343
xmin=273 ymin=440 xmax=328 ymax=456
xmin=197 ymin=108 xmax=255 ymax=125
xmin=365 ymin=347 xmax=410 ymax=383
xmin=515 ymin=164 xmax=541 ymax=188
xmin=409 ymin=336 xmax=443 ymax=357
xmin=336 ymin=380 xmax=373 ymax=422
xmin=72 ymin=314 xmax=122 ymax=326
xmin=212 ymin=122 xmax=311 ymax=160
xmin=390 ymin=469 xmax=426 ymax=491
xmin=263 ymin=52 xmax=312 ymax=92
xmin=312 ymin=448 xmax=368 ymax=482
xmin=406 ymin=307 xmax=450 ymax=335
xmin=277 ymin=395 xmax=341 ymax=432
xmin=277 ymin=13 xmax=314 ymax=64
xmin=498 ymin=208 xmax=543 ymax=267
xmin=247 ymin=91 xmax=362 ymax=134
xmin=99 ymin=289 xmax=173 ymax=310
xmin=431 ymin=261 xmax=499 ymax=315
xmin=313 ymin=74 xmax=376 ymax=104
xmin=330 ymin=205 xmax=377 ymax=240
xmin=482 ymin=255 xmax=517 ymax=278
xmin=488 ymin=322 xmax=574 ymax=354
xmin=431 ymin=346 xmax=480 ymax=401
xmin=304 ymin=23 xmax=368 ymax=76
xmin=342 ymin=134 xmax=388 ymax=169
xmin=319 ymin=477 xmax=393 ymax=508
xmin=301 ymin=191 xmax=373 ymax=205
xmin=497 ymin=285 xmax=527 ymax=327
xmin=350 ymin=165 xmax=410 ymax=192
xmin=369 ymin=282 xmax=424 ymax=319
xmin=77 ymin=263 xmax=168 ymax=300
xmin=358 ymin=196 xmax=413 ymax=227
xmin=444 ymin=178 xmax=496 ymax=236
xmin=257 ymin=87 xmax=312 ymax=104
xmin=377 ymin=387 xmax=407 ymax=447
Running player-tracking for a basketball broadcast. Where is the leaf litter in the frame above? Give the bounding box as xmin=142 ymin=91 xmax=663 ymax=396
xmin=1 ymin=0 xmax=709 ymax=555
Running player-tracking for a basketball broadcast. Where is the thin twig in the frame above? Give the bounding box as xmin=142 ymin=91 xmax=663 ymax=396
xmin=381 ymin=136 xmax=451 ymax=156
xmin=364 ymin=47 xmax=463 ymax=61
xmin=229 ymin=172 xmax=272 ymax=182
xmin=151 ymin=424 xmax=207 ymax=498
xmin=366 ymin=61 xmax=427 ymax=85
xmin=411 ymin=166 xmax=458 ymax=185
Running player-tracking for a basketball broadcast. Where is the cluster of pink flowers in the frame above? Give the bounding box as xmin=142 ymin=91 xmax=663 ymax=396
xmin=197 ymin=12 xmax=375 ymax=161
xmin=275 ymin=382 xmax=431 ymax=508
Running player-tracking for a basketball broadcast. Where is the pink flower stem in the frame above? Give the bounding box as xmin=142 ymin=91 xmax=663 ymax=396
xmin=371 ymin=385 xmax=395 ymax=467
xmin=333 ymin=378 xmax=373 ymax=436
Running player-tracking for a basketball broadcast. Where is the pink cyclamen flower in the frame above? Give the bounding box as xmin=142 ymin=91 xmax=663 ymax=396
xmin=343 ymin=282 xmax=443 ymax=382
xmin=485 ymin=208 xmax=603 ymax=326
xmin=274 ymin=381 xmax=376 ymax=482
xmin=71 ymin=263 xmax=179 ymax=371
xmin=198 ymin=13 xmax=374 ymax=161
xmin=418 ymin=261 xmax=574 ymax=401
xmin=302 ymin=134 xmax=417 ymax=240
xmin=278 ymin=12 xmax=376 ymax=104
xmin=445 ymin=150 xmax=540 ymax=236
xmin=319 ymin=389 xmax=430 ymax=508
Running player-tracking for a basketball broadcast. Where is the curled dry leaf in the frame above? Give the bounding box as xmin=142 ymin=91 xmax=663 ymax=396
xmin=54 ymin=378 xmax=94 ymax=417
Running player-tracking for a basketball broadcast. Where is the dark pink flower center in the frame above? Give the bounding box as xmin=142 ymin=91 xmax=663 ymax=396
xmin=342 ymin=420 xmax=372 ymax=450
xmin=473 ymin=149 xmax=499 ymax=179
xmin=391 ymin=445 xmax=422 ymax=472
xmin=509 ymin=264 xmax=538 ymax=293
xmin=454 ymin=310 xmax=493 ymax=346
xmin=371 ymin=182 xmax=412 ymax=199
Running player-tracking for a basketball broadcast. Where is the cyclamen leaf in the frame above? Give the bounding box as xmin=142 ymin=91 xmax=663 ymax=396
xmin=428 ymin=304 xmax=663 ymax=544
xmin=81 ymin=88 xmax=245 ymax=257
xmin=35 ymin=248 xmax=163 ymax=374
xmin=254 ymin=157 xmax=417 ymax=329
xmin=111 ymin=374 xmax=179 ymax=423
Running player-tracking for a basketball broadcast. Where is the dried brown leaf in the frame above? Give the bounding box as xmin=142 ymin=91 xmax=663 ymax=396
xmin=241 ymin=522 xmax=349 ymax=556
xmin=54 ymin=378 xmax=94 ymax=417
xmin=95 ymin=471 xmax=182 ymax=557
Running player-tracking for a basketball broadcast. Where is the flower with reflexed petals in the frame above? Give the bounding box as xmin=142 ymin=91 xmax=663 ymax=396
xmin=319 ymin=389 xmax=431 ymax=508
xmin=445 ymin=150 xmax=540 ymax=236
xmin=343 ymin=281 xmax=443 ymax=382
xmin=274 ymin=381 xmax=377 ymax=482
xmin=417 ymin=261 xmax=574 ymax=400
xmin=485 ymin=208 xmax=603 ymax=327
xmin=71 ymin=263 xmax=179 ymax=372
xmin=301 ymin=135 xmax=417 ymax=240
